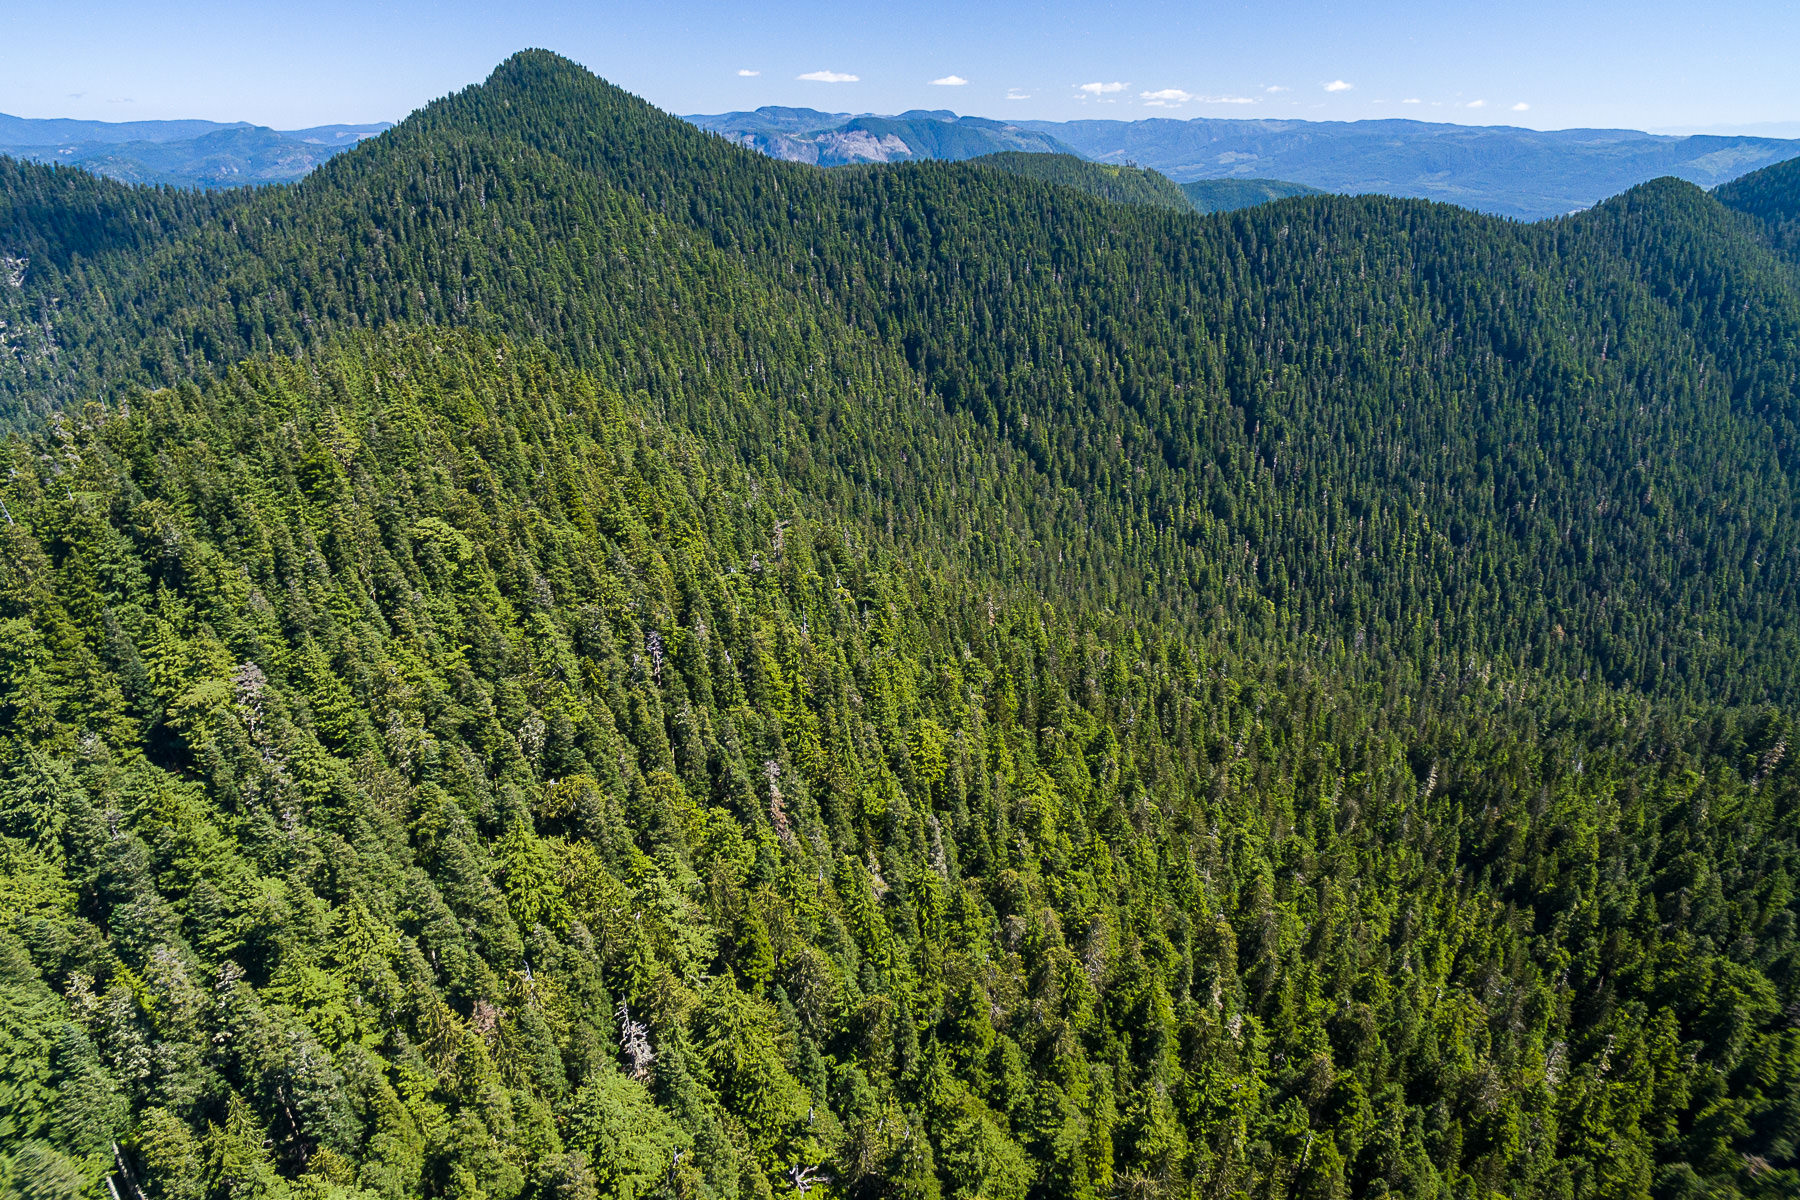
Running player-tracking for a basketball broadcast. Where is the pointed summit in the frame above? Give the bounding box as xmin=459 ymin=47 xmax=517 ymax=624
xmin=486 ymin=47 xmax=598 ymax=88
xmin=355 ymin=47 xmax=751 ymax=185
xmin=299 ymin=46 xmax=764 ymax=206
xmin=473 ymin=48 xmax=651 ymax=116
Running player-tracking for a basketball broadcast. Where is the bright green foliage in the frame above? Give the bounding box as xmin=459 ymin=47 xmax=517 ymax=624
xmin=0 ymin=48 xmax=1796 ymax=1200
xmin=0 ymin=332 xmax=1791 ymax=1200
xmin=563 ymin=1073 xmax=692 ymax=1200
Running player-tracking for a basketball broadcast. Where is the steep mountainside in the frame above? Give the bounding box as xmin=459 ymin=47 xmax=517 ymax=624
xmin=0 ymin=51 xmax=1797 ymax=1200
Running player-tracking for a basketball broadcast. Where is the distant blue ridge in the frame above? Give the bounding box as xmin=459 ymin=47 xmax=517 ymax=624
xmin=0 ymin=113 xmax=391 ymax=188
xmin=5 ymin=99 xmax=1796 ymax=217
xmin=683 ymin=106 xmax=1800 ymax=220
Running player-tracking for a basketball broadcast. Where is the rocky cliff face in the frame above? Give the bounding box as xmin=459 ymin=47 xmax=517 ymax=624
xmin=691 ymin=108 xmax=1078 ymax=166
xmin=723 ymin=127 xmax=914 ymax=164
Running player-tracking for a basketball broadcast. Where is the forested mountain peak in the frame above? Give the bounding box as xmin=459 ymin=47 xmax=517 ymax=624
xmin=464 ymin=48 xmax=673 ymax=134
xmin=308 ymin=49 xmax=727 ymax=185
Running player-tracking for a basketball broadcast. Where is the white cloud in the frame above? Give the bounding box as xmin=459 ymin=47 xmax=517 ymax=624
xmin=797 ymin=70 xmax=859 ymax=83
xmin=1141 ymin=87 xmax=1195 ymax=107
xmin=1324 ymin=79 xmax=1353 ymax=92
xmin=1137 ymin=87 xmax=1260 ymax=108
xmin=930 ymin=74 xmax=968 ymax=86
xmin=1265 ymin=85 xmax=1289 ymax=93
xmin=1511 ymin=101 xmax=1530 ymax=111
xmin=1466 ymin=98 xmax=1487 ymax=108
xmin=1006 ymin=88 xmax=1031 ymax=101
xmin=1402 ymin=97 xmax=1422 ymax=104
xmin=737 ymin=69 xmax=760 ymax=77
xmin=1077 ymin=81 xmax=1129 ymax=95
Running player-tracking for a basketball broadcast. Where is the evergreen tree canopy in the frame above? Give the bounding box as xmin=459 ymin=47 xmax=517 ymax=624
xmin=0 ymin=49 xmax=1796 ymax=1200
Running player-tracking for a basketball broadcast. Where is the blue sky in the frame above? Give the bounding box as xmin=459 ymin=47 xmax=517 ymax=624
xmin=2 ymin=0 xmax=1796 ymax=134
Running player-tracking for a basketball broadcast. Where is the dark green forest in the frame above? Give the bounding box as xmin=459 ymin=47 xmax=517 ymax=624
xmin=1176 ymin=181 xmax=1326 ymax=216
xmin=1716 ymin=157 xmax=1800 ymax=269
xmin=1 ymin=51 xmax=1797 ymax=1200
xmin=967 ymin=155 xmax=1194 ymax=212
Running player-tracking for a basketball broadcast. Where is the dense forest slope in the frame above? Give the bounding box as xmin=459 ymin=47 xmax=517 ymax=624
xmin=0 ymin=51 xmax=1798 ymax=1200
xmin=1718 ymin=155 xmax=1800 ymax=267
xmin=967 ymin=153 xmax=1194 ymax=211
xmin=5 ymin=51 xmax=1800 ymax=701
xmin=1177 ymin=179 xmax=1326 ymax=214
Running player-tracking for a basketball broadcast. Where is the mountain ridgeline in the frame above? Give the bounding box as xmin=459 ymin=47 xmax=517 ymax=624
xmin=0 ymin=50 xmax=1797 ymax=1200
xmin=999 ymin=117 xmax=1800 ymax=220
xmin=686 ymin=107 xmax=1800 ymax=220
xmin=682 ymin=108 xmax=1079 ymax=168
xmin=0 ymin=114 xmax=389 ymax=189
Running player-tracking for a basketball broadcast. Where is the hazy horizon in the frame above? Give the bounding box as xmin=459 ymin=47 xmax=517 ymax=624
xmin=6 ymin=79 xmax=1799 ymax=146
xmin=3 ymin=1 xmax=1796 ymax=134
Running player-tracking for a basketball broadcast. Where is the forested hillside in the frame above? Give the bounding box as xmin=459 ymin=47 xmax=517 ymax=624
xmin=1718 ymin=156 xmax=1800 ymax=267
xmin=6 ymin=53 xmax=1800 ymax=701
xmin=1 ymin=50 xmax=1797 ymax=1200
xmin=967 ymin=154 xmax=1193 ymax=212
xmin=1177 ymin=179 xmax=1326 ymax=215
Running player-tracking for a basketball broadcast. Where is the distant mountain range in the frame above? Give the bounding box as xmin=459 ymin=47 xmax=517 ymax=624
xmin=684 ymin=106 xmax=1076 ymax=165
xmin=0 ymin=113 xmax=390 ymax=187
xmin=686 ymin=107 xmax=1800 ymax=219
xmin=1020 ymin=117 xmax=1800 ymax=219
xmin=5 ymin=101 xmax=1796 ymax=220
